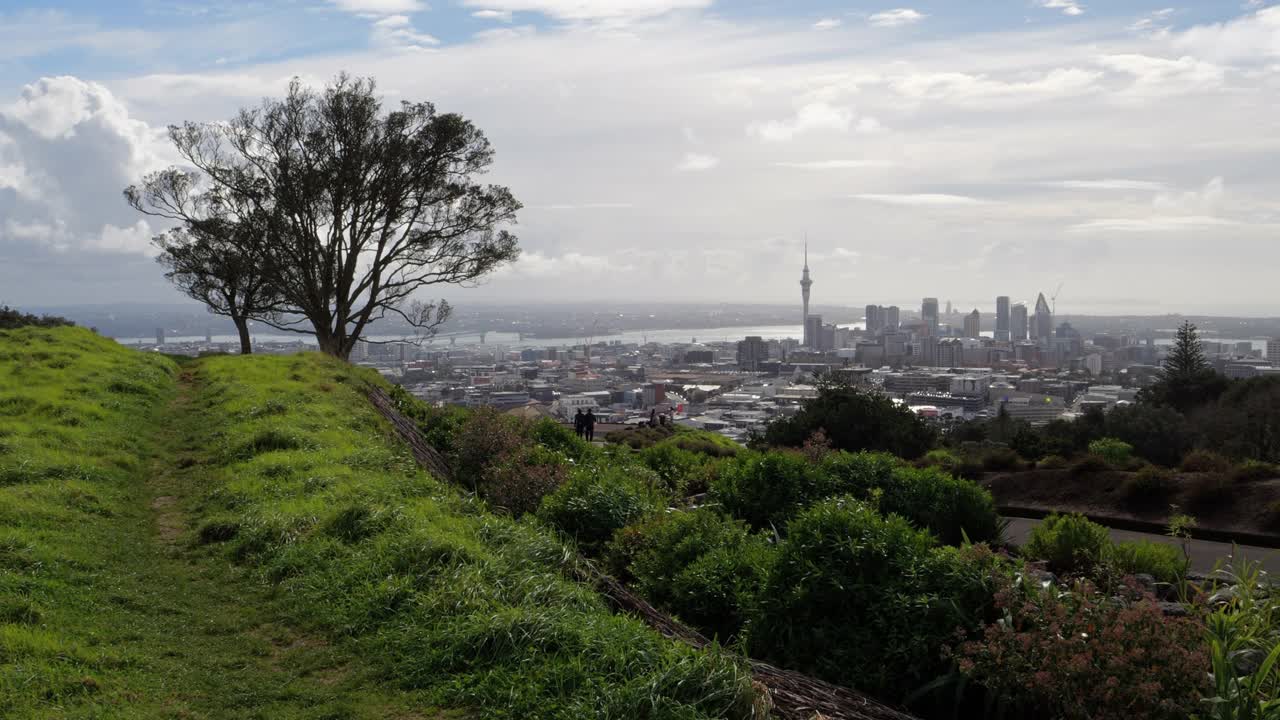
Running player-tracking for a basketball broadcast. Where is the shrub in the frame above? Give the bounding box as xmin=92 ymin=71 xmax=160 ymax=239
xmin=922 ymin=449 xmax=961 ymax=473
xmin=537 ymin=464 xmax=664 ymax=554
xmin=1023 ymin=513 xmax=1111 ymax=575
xmin=1070 ymin=454 xmax=1112 ymax=475
xmin=1232 ymin=459 xmax=1279 ymax=484
xmin=1120 ymin=465 xmax=1175 ymax=511
xmin=710 ymin=450 xmax=835 ymax=530
xmin=453 ymin=407 xmax=527 ymax=487
xmin=479 ymin=445 xmax=569 ymax=517
xmin=1037 ymin=454 xmax=1068 ymax=470
xmin=751 ymin=498 xmax=1007 ymax=700
xmin=639 ymin=443 xmax=706 ymax=497
xmin=760 ymin=385 xmax=936 ymax=459
xmin=605 ymin=425 xmax=675 ymax=449
xmin=953 ymin=576 xmax=1208 ymax=720
xmin=529 ymin=417 xmax=591 ymax=460
xmin=878 ymin=465 xmax=1000 ymax=545
xmin=1185 ymin=473 xmax=1233 ymax=512
xmin=1109 ymin=540 xmax=1185 ymax=584
xmin=611 ymin=509 xmax=776 ymax=640
xmin=1181 ymin=449 xmax=1231 ymax=473
xmin=1088 ymin=438 xmax=1134 ymax=467
xmin=981 ymin=447 xmax=1024 ymax=472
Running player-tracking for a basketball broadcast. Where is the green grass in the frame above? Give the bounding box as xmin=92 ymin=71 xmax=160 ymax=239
xmin=0 ymin=327 xmax=758 ymax=719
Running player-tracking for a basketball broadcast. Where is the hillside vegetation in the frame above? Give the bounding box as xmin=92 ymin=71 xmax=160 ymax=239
xmin=0 ymin=327 xmax=757 ymax=719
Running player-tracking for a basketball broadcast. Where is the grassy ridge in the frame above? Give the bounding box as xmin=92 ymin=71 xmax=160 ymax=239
xmin=187 ymin=353 xmax=760 ymax=719
xmin=0 ymin=327 xmax=176 ymax=713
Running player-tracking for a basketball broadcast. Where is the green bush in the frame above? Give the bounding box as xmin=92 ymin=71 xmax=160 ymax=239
xmin=610 ymin=509 xmax=776 ymax=640
xmin=750 ymin=497 xmax=1005 ymax=700
xmin=479 ymin=445 xmax=568 ymax=517
xmin=1069 ymin=454 xmax=1112 ymax=476
xmin=1232 ymin=459 xmax=1279 ymax=484
xmin=529 ymin=417 xmax=592 ymax=460
xmin=1185 ymin=473 xmax=1233 ymax=512
xmin=1109 ymin=540 xmax=1185 ymax=584
xmin=1120 ymin=465 xmax=1175 ymax=511
xmin=981 ymin=447 xmax=1024 ymax=472
xmin=760 ymin=384 xmax=936 ymax=459
xmin=877 ymin=465 xmax=1000 ymax=545
xmin=1088 ymin=438 xmax=1133 ymax=466
xmin=1037 ymin=454 xmax=1068 ymax=470
xmin=1181 ymin=449 xmax=1231 ymax=473
xmin=537 ymin=464 xmax=664 ymax=554
xmin=922 ymin=449 xmax=960 ymax=473
xmin=710 ymin=450 xmax=836 ymax=530
xmin=639 ymin=443 xmax=707 ymax=497
xmin=1023 ymin=513 xmax=1111 ymax=574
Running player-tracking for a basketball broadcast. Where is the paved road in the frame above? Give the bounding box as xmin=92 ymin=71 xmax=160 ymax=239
xmin=1003 ymin=517 xmax=1280 ymax=576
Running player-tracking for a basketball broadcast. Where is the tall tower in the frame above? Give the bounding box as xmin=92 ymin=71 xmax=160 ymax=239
xmin=995 ymin=296 xmax=1011 ymax=342
xmin=800 ymin=242 xmax=813 ymax=347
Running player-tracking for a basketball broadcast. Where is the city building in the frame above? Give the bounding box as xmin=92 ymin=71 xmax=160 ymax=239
xmin=1269 ymin=338 xmax=1280 ymax=366
xmin=800 ymin=244 xmax=813 ymax=347
xmin=1011 ymin=302 xmax=1028 ymax=341
xmin=155 ymin=327 xmax=165 ymax=346
xmin=921 ymin=297 xmax=939 ymax=337
xmin=865 ymin=304 xmax=884 ymax=334
xmin=884 ymin=306 xmax=900 ymax=332
xmin=995 ymin=296 xmax=1010 ymax=342
xmin=737 ymin=336 xmax=769 ymax=371
xmin=1033 ymin=293 xmax=1053 ymax=341
xmin=805 ymin=314 xmax=824 ymax=351
xmin=964 ymin=309 xmax=981 ymax=339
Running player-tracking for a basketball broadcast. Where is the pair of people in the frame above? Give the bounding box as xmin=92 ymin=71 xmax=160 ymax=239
xmin=574 ymin=407 xmax=597 ymax=441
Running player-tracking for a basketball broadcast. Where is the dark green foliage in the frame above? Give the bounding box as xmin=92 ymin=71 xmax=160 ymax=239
xmin=537 ymin=464 xmax=664 ymax=554
xmin=1186 ymin=473 xmax=1233 ymax=511
xmin=610 ymin=509 xmax=776 ymax=640
xmin=0 ymin=306 xmax=74 ymax=329
xmin=1069 ymin=454 xmax=1111 ymax=475
xmin=1023 ymin=513 xmax=1111 ymax=574
xmin=1102 ymin=403 xmax=1191 ymax=468
xmin=750 ymin=497 xmax=1007 ymax=701
xmin=1232 ymin=459 xmax=1279 ymax=483
xmin=1037 ymin=454 xmax=1068 ymax=470
xmin=1088 ymin=438 xmax=1133 ymax=466
xmin=760 ymin=384 xmax=935 ymax=459
xmin=529 ymin=417 xmax=591 ymax=461
xmin=875 ymin=465 xmax=1001 ymax=545
xmin=981 ymin=447 xmax=1024 ymax=472
xmin=1199 ymin=376 xmax=1280 ymax=463
xmin=639 ymin=442 xmax=727 ymax=497
xmin=711 ymin=450 xmax=834 ymax=530
xmin=1140 ymin=321 xmax=1230 ymax=413
xmin=606 ymin=424 xmax=677 ymax=449
xmin=1181 ymin=449 xmax=1231 ymax=473
xmin=1120 ymin=465 xmax=1175 ymax=510
xmin=197 ymin=520 xmax=240 ymax=544
xmin=1110 ymin=540 xmax=1185 ymax=584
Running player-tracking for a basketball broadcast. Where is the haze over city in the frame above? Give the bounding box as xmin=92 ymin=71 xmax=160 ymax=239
xmin=2 ymin=1 xmax=1279 ymax=314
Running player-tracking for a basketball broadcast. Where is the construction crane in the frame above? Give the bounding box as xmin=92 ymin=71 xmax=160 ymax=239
xmin=1051 ymin=282 xmax=1064 ymax=317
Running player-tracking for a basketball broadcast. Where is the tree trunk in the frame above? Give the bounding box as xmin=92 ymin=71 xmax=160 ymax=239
xmin=233 ymin=315 xmax=252 ymax=355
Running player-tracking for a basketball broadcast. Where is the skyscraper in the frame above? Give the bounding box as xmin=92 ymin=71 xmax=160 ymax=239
xmin=805 ymin=315 xmax=824 ymax=351
xmin=155 ymin=327 xmax=165 ymax=346
xmin=964 ymin=309 xmax=981 ymax=339
xmin=800 ymin=243 xmax=813 ymax=347
xmin=865 ymin=304 xmax=884 ymax=334
xmin=885 ymin=306 xmax=900 ymax=331
xmin=995 ymin=296 xmax=1011 ymax=342
xmin=921 ymin=298 xmax=939 ymax=337
xmin=1011 ymin=303 xmax=1028 ymax=341
xmin=1034 ymin=292 xmax=1053 ymax=341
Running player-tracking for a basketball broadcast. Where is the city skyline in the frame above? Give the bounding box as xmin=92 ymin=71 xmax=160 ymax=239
xmin=2 ymin=2 xmax=1279 ymax=315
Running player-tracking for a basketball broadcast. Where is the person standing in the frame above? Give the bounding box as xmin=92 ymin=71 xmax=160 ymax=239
xmin=584 ymin=408 xmax=597 ymax=442
xmin=574 ymin=408 xmax=585 ymax=438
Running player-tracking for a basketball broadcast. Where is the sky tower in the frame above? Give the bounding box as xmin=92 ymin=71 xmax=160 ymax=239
xmin=800 ymin=242 xmax=813 ymax=346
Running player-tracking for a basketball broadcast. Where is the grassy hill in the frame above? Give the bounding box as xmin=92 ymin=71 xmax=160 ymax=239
xmin=0 ymin=327 xmax=758 ymax=719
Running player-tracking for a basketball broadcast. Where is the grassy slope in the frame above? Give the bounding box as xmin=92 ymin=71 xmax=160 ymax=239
xmin=0 ymin=327 xmax=758 ymax=719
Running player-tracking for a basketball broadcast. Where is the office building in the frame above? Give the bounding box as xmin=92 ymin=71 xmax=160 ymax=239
xmin=1011 ymin=302 xmax=1028 ymax=341
xmin=964 ymin=309 xmax=981 ymax=339
xmin=1269 ymin=339 xmax=1280 ymax=366
xmin=921 ymin=297 xmax=939 ymax=337
xmin=995 ymin=296 xmax=1010 ymax=342
xmin=865 ymin=304 xmax=884 ymax=334
xmin=1033 ymin=293 xmax=1053 ymax=341
xmin=805 ymin=314 xmax=824 ymax=351
xmin=885 ymin=305 xmax=900 ymax=332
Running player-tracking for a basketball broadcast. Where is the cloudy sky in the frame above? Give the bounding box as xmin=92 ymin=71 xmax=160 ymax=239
xmin=1 ymin=1 xmax=1278 ymax=315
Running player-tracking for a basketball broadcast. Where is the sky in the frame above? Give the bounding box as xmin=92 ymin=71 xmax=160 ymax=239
xmin=0 ymin=0 xmax=1278 ymax=316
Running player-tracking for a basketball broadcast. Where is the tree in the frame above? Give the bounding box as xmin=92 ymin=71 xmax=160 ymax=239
xmin=127 ymin=169 xmax=281 ymax=354
xmin=1140 ymin=321 xmax=1229 ymax=412
xmin=759 ymin=381 xmax=936 ymax=459
xmin=130 ymin=74 xmax=521 ymax=359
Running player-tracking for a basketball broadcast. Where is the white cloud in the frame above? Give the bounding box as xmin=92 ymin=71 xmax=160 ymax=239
xmin=813 ymin=18 xmax=842 ymax=31
xmin=1040 ymin=0 xmax=1085 ymax=17
xmin=457 ymin=0 xmax=712 ymax=22
xmin=538 ymin=202 xmax=635 ymax=209
xmin=1048 ymin=179 xmax=1169 ymax=191
xmin=328 ymin=0 xmax=427 ymax=14
xmin=502 ymin=250 xmax=635 ymax=278
xmin=773 ymin=160 xmax=894 ymax=170
xmin=676 ymin=152 xmax=719 ymax=171
xmin=473 ymin=9 xmax=514 ymax=21
xmin=1130 ymin=8 xmax=1176 ymax=32
xmin=748 ymin=102 xmax=871 ymax=141
xmin=1069 ymin=216 xmax=1240 ymax=233
xmin=371 ymin=14 xmax=440 ymax=48
xmin=1099 ymin=54 xmax=1225 ymax=93
xmin=868 ymin=9 xmax=926 ymax=28
xmin=852 ymin=193 xmax=992 ymax=206
xmin=889 ymin=68 xmax=1102 ymax=104
xmin=0 ymin=77 xmax=171 ymax=257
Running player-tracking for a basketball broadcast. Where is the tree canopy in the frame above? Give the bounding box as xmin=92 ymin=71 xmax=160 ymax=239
xmin=758 ymin=381 xmax=936 ymax=459
xmin=127 ymin=74 xmax=521 ymax=359
xmin=1140 ymin=321 xmax=1228 ymax=412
